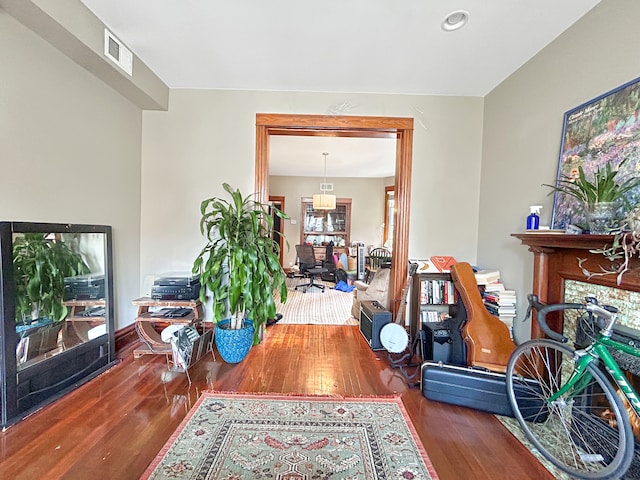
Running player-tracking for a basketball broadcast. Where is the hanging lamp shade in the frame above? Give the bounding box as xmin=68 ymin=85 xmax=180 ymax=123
xmin=313 ymin=152 xmax=336 ymax=210
xmin=313 ymin=193 xmax=336 ymax=210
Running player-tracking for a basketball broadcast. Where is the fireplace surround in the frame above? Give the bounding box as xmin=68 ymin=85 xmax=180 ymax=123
xmin=514 ymin=232 xmax=640 ymax=478
xmin=512 ymin=232 xmax=640 ymax=339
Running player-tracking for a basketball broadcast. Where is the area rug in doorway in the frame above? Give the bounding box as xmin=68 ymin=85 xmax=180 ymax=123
xmin=275 ymin=277 xmax=358 ymax=326
xmin=141 ymin=392 xmax=439 ymax=479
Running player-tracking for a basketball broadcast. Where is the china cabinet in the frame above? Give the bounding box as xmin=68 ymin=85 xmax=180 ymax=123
xmin=300 ymin=197 xmax=351 ymax=248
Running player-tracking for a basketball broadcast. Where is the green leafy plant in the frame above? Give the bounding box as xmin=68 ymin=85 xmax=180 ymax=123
xmin=13 ymin=233 xmax=89 ymax=324
xmin=192 ymin=183 xmax=288 ymax=343
xmin=543 ymin=160 xmax=640 ymax=210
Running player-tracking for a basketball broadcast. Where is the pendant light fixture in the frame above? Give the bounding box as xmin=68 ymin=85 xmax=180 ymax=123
xmin=312 ymin=152 xmax=336 ymax=210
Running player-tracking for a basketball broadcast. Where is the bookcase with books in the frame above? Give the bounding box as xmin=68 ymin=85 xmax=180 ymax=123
xmin=410 ymin=272 xmax=457 ymax=339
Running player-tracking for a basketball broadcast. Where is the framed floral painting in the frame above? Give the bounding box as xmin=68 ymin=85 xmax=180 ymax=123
xmin=551 ymin=77 xmax=640 ymax=230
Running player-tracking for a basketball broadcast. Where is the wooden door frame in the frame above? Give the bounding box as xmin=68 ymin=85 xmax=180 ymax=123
xmin=255 ymin=113 xmax=413 ymax=317
xmin=268 ymin=195 xmax=285 ymax=265
xmin=383 ymin=185 xmax=395 ymax=247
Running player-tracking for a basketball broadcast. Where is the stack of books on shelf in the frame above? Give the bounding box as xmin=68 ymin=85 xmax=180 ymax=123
xmin=418 ymin=275 xmax=456 ymax=324
xmin=474 ymin=268 xmax=517 ymax=336
xmin=420 ymin=310 xmax=443 ymax=323
xmin=419 ymin=278 xmax=457 ymax=305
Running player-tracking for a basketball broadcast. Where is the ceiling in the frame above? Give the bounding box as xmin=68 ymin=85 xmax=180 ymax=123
xmin=269 ymin=136 xmax=397 ymax=178
xmin=78 ymin=0 xmax=601 ymax=176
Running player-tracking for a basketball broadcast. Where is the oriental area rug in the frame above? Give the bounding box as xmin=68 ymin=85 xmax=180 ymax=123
xmin=141 ymin=392 xmax=439 ymax=480
xmin=274 ymin=277 xmax=358 ymax=326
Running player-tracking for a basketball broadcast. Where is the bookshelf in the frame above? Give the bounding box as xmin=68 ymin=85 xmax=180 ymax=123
xmin=410 ymin=272 xmax=457 ymax=340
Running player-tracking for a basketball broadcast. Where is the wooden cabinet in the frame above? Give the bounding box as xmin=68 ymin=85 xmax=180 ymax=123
xmin=300 ymin=197 xmax=351 ymax=248
xmin=312 ymin=246 xmax=348 ymax=262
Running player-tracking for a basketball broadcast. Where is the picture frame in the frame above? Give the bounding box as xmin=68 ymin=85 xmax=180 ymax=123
xmin=551 ymin=76 xmax=640 ymax=230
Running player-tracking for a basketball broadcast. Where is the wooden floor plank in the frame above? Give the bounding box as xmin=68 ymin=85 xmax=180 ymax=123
xmin=0 ymin=324 xmax=553 ymax=480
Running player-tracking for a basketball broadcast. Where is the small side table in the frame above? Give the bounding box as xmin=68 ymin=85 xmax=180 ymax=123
xmin=63 ymin=299 xmax=106 ymax=343
xmin=132 ymin=297 xmax=204 ymax=359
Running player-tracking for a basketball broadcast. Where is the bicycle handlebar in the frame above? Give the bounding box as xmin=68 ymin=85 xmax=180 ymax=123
xmin=527 ymin=294 xmax=618 ymax=343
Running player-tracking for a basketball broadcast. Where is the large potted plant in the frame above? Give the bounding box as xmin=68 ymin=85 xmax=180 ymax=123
xmin=192 ymin=183 xmax=288 ymax=363
xmin=13 ymin=232 xmax=89 ymax=362
xmin=13 ymin=232 xmax=89 ymax=324
xmin=544 ymin=160 xmax=640 ymax=233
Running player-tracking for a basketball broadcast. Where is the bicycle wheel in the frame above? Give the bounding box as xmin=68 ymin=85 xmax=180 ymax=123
xmin=506 ymin=339 xmax=634 ymax=479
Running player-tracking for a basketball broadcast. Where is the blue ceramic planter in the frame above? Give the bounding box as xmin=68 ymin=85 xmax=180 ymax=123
xmin=215 ymin=319 xmax=254 ymax=363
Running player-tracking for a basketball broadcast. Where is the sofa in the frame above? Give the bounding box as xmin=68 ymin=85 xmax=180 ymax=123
xmin=351 ymin=267 xmax=391 ymax=319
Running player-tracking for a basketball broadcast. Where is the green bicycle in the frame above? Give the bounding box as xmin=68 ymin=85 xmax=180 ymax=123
xmin=506 ymin=294 xmax=640 ymax=479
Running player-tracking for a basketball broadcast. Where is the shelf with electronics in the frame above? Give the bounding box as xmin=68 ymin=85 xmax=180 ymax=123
xmin=131 ymin=297 xmax=206 ymax=359
xmin=300 ymin=197 xmax=351 ymax=261
xmin=62 ymin=299 xmax=106 ymax=343
xmin=409 ymin=263 xmax=460 ymax=365
xmin=408 ymin=258 xmax=456 ymax=331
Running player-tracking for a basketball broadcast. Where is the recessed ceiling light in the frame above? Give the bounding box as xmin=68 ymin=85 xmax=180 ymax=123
xmin=442 ymin=10 xmax=469 ymax=32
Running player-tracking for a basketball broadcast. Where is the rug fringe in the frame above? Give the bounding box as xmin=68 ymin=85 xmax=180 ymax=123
xmin=200 ymin=389 xmax=404 ymax=401
xmin=143 ymin=390 xmax=439 ymax=480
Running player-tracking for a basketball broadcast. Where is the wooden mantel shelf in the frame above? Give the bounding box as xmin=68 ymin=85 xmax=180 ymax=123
xmin=512 ymin=232 xmax=616 ymax=251
xmin=512 ymin=231 xmax=640 ymax=339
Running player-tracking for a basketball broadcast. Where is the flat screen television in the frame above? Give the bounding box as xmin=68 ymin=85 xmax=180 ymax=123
xmin=0 ymin=222 xmax=116 ymax=427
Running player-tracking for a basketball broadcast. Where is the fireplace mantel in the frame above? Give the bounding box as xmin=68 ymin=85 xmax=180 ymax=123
xmin=512 ymin=232 xmax=640 ymax=339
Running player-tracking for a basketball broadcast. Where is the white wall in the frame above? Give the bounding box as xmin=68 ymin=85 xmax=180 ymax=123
xmin=269 ymin=175 xmax=389 ymax=267
xmin=479 ymin=0 xmax=640 ymax=342
xmin=140 ymin=90 xmax=484 ymax=290
xmin=0 ymin=10 xmax=142 ymax=329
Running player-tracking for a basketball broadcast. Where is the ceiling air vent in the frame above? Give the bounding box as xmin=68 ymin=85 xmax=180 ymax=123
xmin=104 ymin=29 xmax=133 ymax=76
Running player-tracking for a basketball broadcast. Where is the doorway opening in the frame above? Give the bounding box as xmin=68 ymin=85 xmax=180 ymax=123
xmin=255 ymin=114 xmax=413 ymax=319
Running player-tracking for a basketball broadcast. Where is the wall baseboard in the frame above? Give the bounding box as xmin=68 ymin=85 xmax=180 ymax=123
xmin=115 ymin=324 xmax=140 ymax=360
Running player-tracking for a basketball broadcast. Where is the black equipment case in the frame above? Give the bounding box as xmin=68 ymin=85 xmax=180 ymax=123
xmin=421 ymin=362 xmax=548 ymax=419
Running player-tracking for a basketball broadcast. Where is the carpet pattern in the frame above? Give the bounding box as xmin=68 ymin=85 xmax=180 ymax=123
xmin=497 ymin=416 xmax=571 ymax=480
xmin=274 ymin=277 xmax=357 ymax=326
xmin=142 ymin=392 xmax=439 ymax=480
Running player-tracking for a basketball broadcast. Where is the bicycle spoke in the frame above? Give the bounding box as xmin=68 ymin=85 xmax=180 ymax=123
xmin=506 ymin=339 xmax=634 ymax=479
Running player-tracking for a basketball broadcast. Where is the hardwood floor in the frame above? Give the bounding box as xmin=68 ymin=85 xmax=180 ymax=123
xmin=0 ymin=325 xmax=552 ymax=480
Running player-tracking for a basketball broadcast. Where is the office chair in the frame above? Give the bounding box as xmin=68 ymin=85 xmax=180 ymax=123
xmin=294 ymin=244 xmax=328 ymax=293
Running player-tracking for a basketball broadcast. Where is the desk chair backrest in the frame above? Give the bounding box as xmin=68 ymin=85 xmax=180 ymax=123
xmin=295 ymin=244 xmax=318 ymax=271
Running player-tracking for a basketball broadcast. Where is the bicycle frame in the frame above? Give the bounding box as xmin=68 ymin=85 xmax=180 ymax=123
xmin=549 ymin=333 xmax=640 ymax=418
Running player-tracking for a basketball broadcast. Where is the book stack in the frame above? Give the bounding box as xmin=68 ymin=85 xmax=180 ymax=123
xmin=419 ymin=278 xmax=457 ymax=305
xmin=474 ymin=269 xmax=501 ymax=286
xmin=474 ymin=268 xmax=517 ymax=336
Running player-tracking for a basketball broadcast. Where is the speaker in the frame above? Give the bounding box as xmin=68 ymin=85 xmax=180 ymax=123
xmin=359 ymin=300 xmax=391 ymax=350
xmin=356 ymin=244 xmax=366 ymax=281
xmin=422 ymin=321 xmax=451 ymax=363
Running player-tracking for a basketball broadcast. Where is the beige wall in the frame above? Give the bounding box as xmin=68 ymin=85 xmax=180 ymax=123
xmin=480 ymin=0 xmax=640 ymax=342
xmin=11 ymin=0 xmax=631 ymax=340
xmin=0 ymin=10 xmax=143 ymax=328
xmin=269 ymin=175 xmax=389 ymax=267
xmin=141 ymin=90 xmax=484 ymax=297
